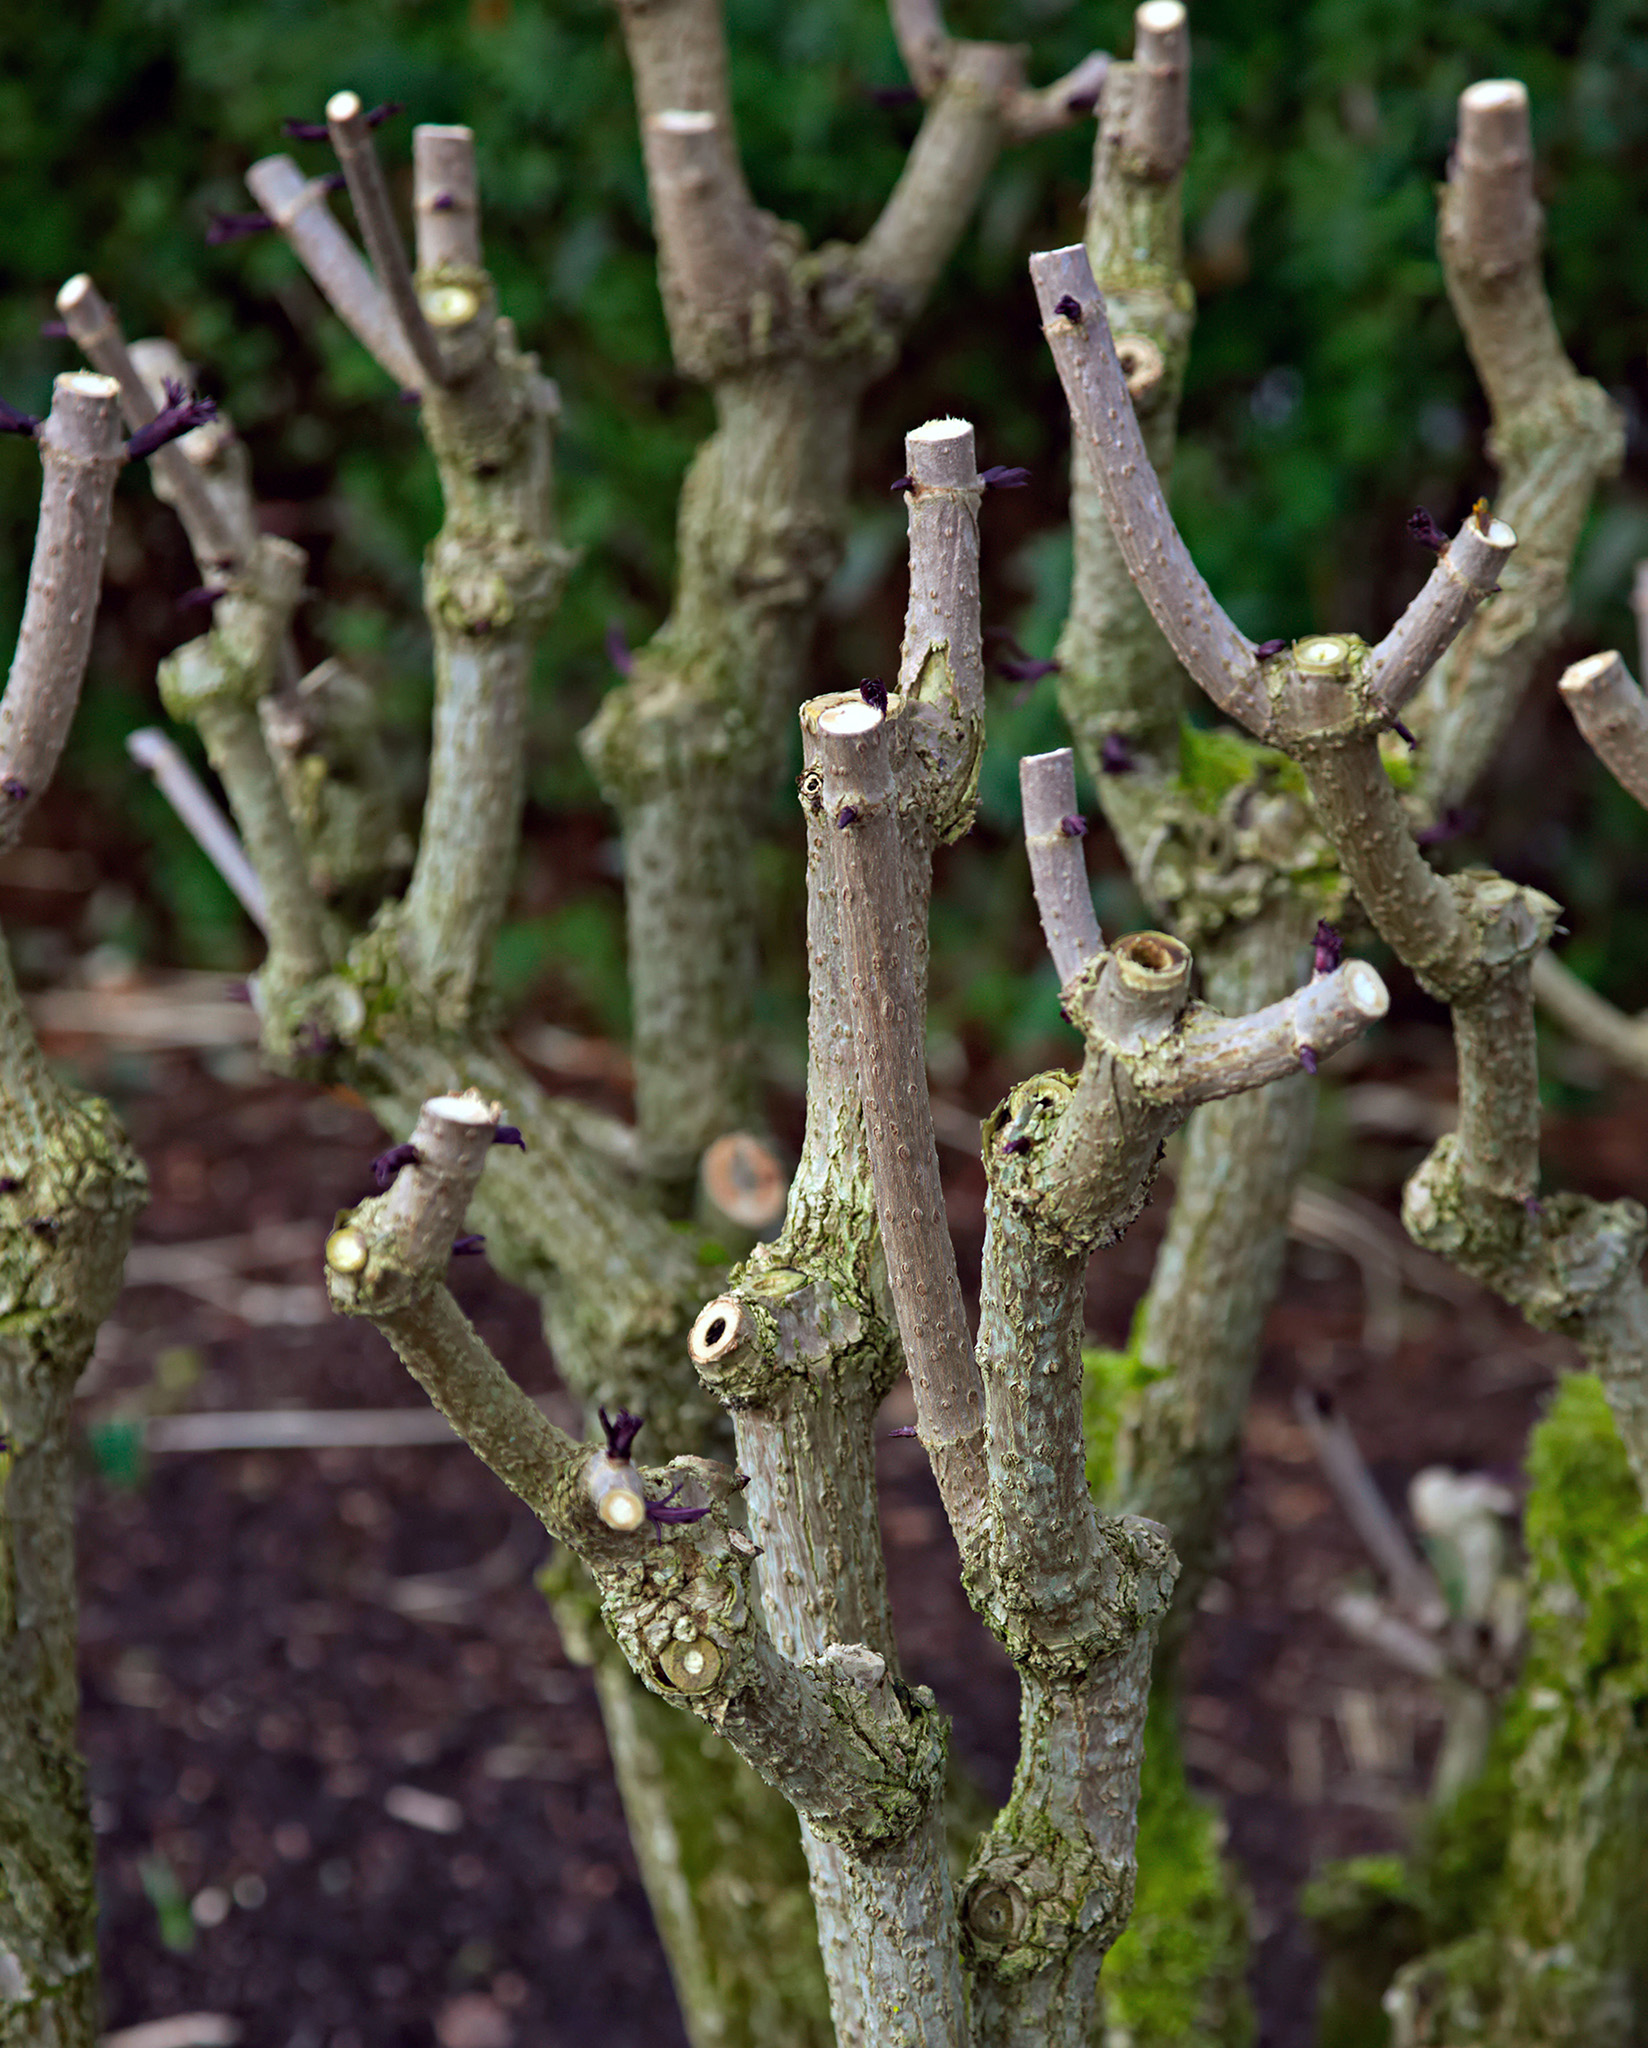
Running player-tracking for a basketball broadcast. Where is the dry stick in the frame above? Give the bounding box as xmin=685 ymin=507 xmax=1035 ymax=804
xmin=1367 ymin=512 xmax=1516 ymax=716
xmin=1295 ymin=1390 xmax=1447 ymax=1629
xmin=888 ymin=0 xmax=950 ymax=95
xmin=245 ymin=155 xmax=423 ymax=391
xmin=0 ymin=375 xmax=125 ymax=855
xmin=1124 ymin=0 xmax=1189 ymax=176
xmin=125 ymin=729 xmax=268 ymax=931
xmin=1020 ymin=750 xmax=1103 ymax=984
xmin=817 ymin=701 xmax=989 ymax=1565
xmin=1559 ymin=650 xmax=1648 ymax=809
xmin=324 ymin=91 xmax=449 ymax=390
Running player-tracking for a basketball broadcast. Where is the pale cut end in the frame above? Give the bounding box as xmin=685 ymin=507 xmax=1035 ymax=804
xmin=425 ymin=1093 xmax=497 ymax=1127
xmin=1136 ymin=0 xmax=1186 ymax=31
xmin=421 ymin=284 xmax=481 ymax=330
xmin=689 ymin=1295 xmax=754 ymax=1368
xmin=597 ymin=1487 xmax=646 ymax=1532
xmin=56 ymin=371 xmax=119 ymax=401
xmin=817 ymin=700 xmax=884 ymax=736
xmin=651 ymin=109 xmax=717 ymax=135
xmin=326 ymin=1227 xmax=369 ymax=1275
xmin=1559 ymin=650 xmax=1624 ymax=700
xmin=56 ymin=273 xmax=95 ymax=315
xmin=1343 ymin=960 xmax=1390 ymax=1019
xmin=1482 ymin=519 xmax=1515 ymax=549
xmin=327 ymin=90 xmax=364 ymax=124
xmin=1113 ymin=929 xmax=1192 ymax=992
xmin=1460 ymin=78 xmax=1529 ymax=143
xmin=906 ymin=416 xmax=976 ymax=490
xmin=417 ymin=123 xmax=474 ymax=145
xmin=700 ymin=1133 xmax=788 ymax=1231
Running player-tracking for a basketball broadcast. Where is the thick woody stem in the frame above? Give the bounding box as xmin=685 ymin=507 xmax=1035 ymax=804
xmin=1454 ymin=956 xmax=1541 ymax=1202
xmin=1411 ymin=82 xmax=1622 ymax=801
xmin=896 ymin=416 xmax=985 ymax=734
xmin=0 ymin=374 xmax=123 ymax=854
xmin=1030 ymin=245 xmax=1262 ymax=730
xmin=856 ymin=44 xmax=1020 ymax=318
xmin=816 ymin=702 xmax=989 ymax=1565
xmin=1298 ymin=738 xmax=1468 ymax=990
xmin=327 ymin=1099 xmax=953 ymax=1856
xmin=414 ymin=125 xmax=481 ymax=272
xmin=326 ymin=91 xmax=450 ymax=389
xmin=1020 ymin=750 xmax=1103 ymax=984
xmin=1558 ymin=650 xmax=1648 ymax=809
xmin=1123 ymin=0 xmax=1189 ymax=177
xmin=125 ymin=728 xmax=268 ymax=930
xmin=245 ymin=155 xmax=423 ymax=390
xmin=55 ymin=275 xmax=242 ymax=568
xmin=157 ymin=540 xmax=332 ymax=988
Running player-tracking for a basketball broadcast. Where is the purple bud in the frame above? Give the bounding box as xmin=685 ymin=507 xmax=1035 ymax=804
xmin=371 ymin=1141 xmax=421 ymax=1189
xmin=1254 ymin=638 xmax=1288 ymax=660
xmin=1002 ymin=1135 xmax=1031 ymax=1155
xmin=452 ymin=1234 xmax=486 ymax=1256
xmin=1523 ymin=1193 xmax=1544 ymax=1218
xmin=178 ymin=585 xmax=227 ymax=614
xmin=886 ymin=1424 xmax=919 ymax=1438
xmin=1065 ymin=87 xmax=1101 ymax=113
xmin=397 ymin=389 xmax=421 ymax=406
xmin=431 ymin=190 xmax=456 ymax=212
xmin=859 ymin=677 xmax=888 ymax=715
xmin=1053 ymin=294 xmax=1084 ymax=323
xmin=126 ymin=380 xmax=219 ymax=461
xmin=1312 ymin=920 xmax=1342 ymax=977
xmin=365 ymin=101 xmax=405 ymax=129
xmin=605 ymin=621 xmax=634 ymax=675
xmin=1100 ymin=732 xmax=1135 ymax=775
xmin=645 ymin=1475 xmax=712 ymax=1537
xmin=980 ymin=465 xmax=1031 ymax=490
xmin=835 ymin=805 xmax=858 ymax=829
xmin=1389 ymin=716 xmax=1419 ymax=750
xmin=1414 ymin=805 xmax=1478 ymax=847
xmin=39 ymin=318 xmax=69 ymax=339
xmin=1298 ymin=1044 xmax=1318 ymax=1076
xmin=600 ymin=1406 xmax=645 ymax=1461
xmin=206 ymin=211 xmax=275 ymax=246
xmin=1407 ymin=508 xmax=1448 ymax=554
xmin=865 ymin=82 xmax=921 ymax=106
xmin=0 ymin=396 xmax=40 ymax=438
xmin=997 ymin=656 xmax=1061 ymax=684
xmin=1059 ymin=814 xmax=1087 ymax=838
xmin=2 ymin=777 xmax=28 ymax=801
xmin=493 ymin=1125 xmax=526 ymax=1152
xmin=889 ymin=474 xmax=915 ymax=493
xmin=0 ymin=1176 xmax=18 ymax=1193
xmin=282 ymin=118 xmax=331 ymax=142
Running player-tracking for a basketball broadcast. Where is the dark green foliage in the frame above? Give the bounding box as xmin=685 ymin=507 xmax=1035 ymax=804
xmin=4 ymin=0 xmax=1648 ymax=1004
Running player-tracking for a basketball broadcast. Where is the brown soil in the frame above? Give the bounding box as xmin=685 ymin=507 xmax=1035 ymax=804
xmin=58 ymin=1010 xmax=1619 ymax=2048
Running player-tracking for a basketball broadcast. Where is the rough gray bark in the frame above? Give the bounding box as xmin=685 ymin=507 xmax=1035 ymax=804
xmin=1 ymin=378 xmax=148 ymax=2048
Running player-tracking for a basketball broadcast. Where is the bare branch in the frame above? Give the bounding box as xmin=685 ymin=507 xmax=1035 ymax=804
xmin=888 ymin=0 xmax=949 ymax=97
xmin=1531 ymin=947 xmax=1648 ymax=1080
xmin=1367 ymin=510 xmax=1516 ymax=715
xmin=1452 ymin=79 xmax=1540 ymax=282
xmin=1020 ymin=749 xmax=1103 ymax=983
xmin=0 ymin=373 xmax=124 ymax=855
xmin=816 ymin=699 xmax=988 ymax=1561
xmin=1030 ymin=244 xmax=1263 ymax=730
xmin=55 ymin=275 xmax=243 ymax=569
xmin=126 ymin=728 xmax=268 ymax=931
xmin=1141 ymin=957 xmax=1391 ymax=1106
xmin=414 ymin=124 xmax=481 ymax=273
xmin=1558 ymin=650 xmax=1648 ymax=809
xmin=1000 ymin=51 xmax=1111 ymax=141
xmin=244 ymin=154 xmax=422 ymax=390
xmin=325 ymin=90 xmax=449 ymax=389
xmin=896 ymin=416 xmax=985 ymax=727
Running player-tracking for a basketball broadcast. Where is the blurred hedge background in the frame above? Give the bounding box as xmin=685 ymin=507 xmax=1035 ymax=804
xmin=3 ymin=0 xmax=1648 ymax=1082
